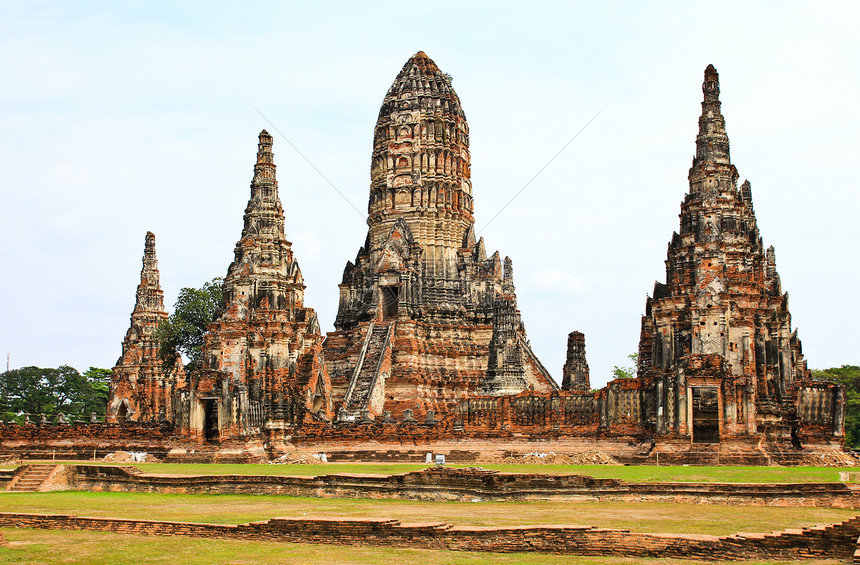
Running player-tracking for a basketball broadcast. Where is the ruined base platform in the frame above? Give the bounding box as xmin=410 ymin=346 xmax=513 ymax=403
xmin=0 ymin=423 xmax=854 ymax=467
xmin=3 ymin=510 xmax=860 ymax=561
xmin=4 ymin=465 xmax=860 ymax=509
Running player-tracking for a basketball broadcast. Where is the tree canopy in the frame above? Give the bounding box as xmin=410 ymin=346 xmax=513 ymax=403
xmin=0 ymin=365 xmax=110 ymax=422
xmin=813 ymin=365 xmax=860 ymax=448
xmin=156 ymin=277 xmax=223 ymax=372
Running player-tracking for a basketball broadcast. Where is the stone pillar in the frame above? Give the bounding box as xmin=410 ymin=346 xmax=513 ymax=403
xmin=744 ymin=383 xmax=756 ymax=435
xmin=677 ymin=369 xmax=688 ymax=436
xmin=598 ymin=393 xmax=608 ymax=430
xmin=833 ymin=387 xmax=845 ymax=437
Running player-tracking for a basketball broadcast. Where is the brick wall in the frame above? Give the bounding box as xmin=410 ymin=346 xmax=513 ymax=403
xmin=0 ymin=423 xmax=174 ymax=460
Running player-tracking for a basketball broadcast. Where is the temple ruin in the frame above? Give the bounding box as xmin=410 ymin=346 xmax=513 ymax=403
xmin=80 ymin=57 xmax=848 ymax=462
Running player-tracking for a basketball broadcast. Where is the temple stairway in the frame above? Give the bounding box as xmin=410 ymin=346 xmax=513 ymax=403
xmin=7 ymin=464 xmax=59 ymax=492
xmin=343 ymin=322 xmax=393 ymax=415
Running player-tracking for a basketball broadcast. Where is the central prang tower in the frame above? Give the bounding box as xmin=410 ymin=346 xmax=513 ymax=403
xmin=325 ymin=52 xmax=556 ymax=421
xmin=367 ymin=50 xmax=473 ymax=277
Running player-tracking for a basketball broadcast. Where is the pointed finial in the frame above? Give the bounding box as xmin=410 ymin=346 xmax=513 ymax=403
xmin=257 ymin=130 xmax=274 ymax=165
xmin=703 ymin=64 xmax=720 ymax=103
xmin=135 ymin=230 xmax=164 ymax=313
xmin=694 ymin=64 xmax=731 ymax=167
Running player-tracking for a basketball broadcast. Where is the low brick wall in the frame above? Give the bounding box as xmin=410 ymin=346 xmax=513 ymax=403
xmin=64 ymin=466 xmax=860 ymax=508
xmin=0 ymin=422 xmax=174 ymax=461
xmin=1 ymin=511 xmax=858 ymax=560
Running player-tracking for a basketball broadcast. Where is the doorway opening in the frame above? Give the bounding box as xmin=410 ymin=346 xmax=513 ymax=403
xmin=691 ymin=387 xmax=720 ymax=443
xmin=381 ymin=286 xmax=399 ymax=320
xmin=115 ymin=403 xmax=128 ymax=425
xmin=202 ymin=399 xmax=219 ymax=443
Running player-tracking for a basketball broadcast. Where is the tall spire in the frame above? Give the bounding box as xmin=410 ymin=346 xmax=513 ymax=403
xmin=689 ymin=65 xmax=737 ymax=195
xmin=222 ymin=130 xmax=302 ymax=314
xmin=241 ymin=130 xmax=285 ymax=240
xmin=694 ymin=64 xmax=731 ymax=166
xmin=107 ymin=230 xmax=174 ymax=424
xmin=134 ymin=231 xmax=165 ymax=314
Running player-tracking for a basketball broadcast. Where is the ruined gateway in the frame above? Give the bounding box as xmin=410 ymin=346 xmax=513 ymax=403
xmin=105 ymin=54 xmax=844 ymax=460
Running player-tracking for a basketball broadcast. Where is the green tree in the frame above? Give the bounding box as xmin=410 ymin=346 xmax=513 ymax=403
xmin=0 ymin=365 xmax=110 ymax=421
xmin=612 ymin=353 xmax=638 ymax=380
xmin=83 ymin=367 xmax=112 ymax=417
xmin=812 ymin=365 xmax=860 ymax=448
xmin=156 ymin=277 xmax=223 ymax=372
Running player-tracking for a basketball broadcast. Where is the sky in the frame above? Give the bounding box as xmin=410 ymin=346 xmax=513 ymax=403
xmin=1 ymin=1 xmax=858 ymax=388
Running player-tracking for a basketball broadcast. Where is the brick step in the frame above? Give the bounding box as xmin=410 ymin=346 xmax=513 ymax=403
xmin=7 ymin=465 xmax=59 ymax=492
xmin=345 ymin=324 xmax=391 ymax=411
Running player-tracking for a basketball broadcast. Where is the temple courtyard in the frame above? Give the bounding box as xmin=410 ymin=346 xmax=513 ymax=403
xmin=2 ymin=462 xmax=860 ymax=563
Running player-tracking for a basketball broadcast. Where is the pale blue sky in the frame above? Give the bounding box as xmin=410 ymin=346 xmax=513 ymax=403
xmin=1 ymin=1 xmax=858 ymax=386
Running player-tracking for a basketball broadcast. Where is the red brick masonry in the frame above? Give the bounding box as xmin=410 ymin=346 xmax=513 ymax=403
xmin=1 ymin=512 xmax=859 ymax=560
xmin=60 ymin=466 xmax=860 ymax=508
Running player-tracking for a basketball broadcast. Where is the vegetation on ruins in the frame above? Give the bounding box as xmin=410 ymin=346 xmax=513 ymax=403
xmin=0 ymin=366 xmax=109 ymax=422
xmin=814 ymin=365 xmax=860 ymax=447
xmin=155 ymin=277 xmax=222 ymax=372
xmin=611 ymin=353 xmax=638 ymax=380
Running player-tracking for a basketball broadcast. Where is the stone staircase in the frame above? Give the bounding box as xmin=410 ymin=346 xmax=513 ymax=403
xmin=7 ymin=465 xmax=59 ymax=492
xmin=343 ymin=322 xmax=393 ymax=414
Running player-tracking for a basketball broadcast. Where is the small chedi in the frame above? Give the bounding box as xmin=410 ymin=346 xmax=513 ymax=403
xmin=107 ymin=232 xmax=184 ymax=424
xmin=561 ymin=331 xmax=590 ymax=392
xmin=636 ymin=65 xmax=843 ymax=446
xmin=84 ymin=56 xmax=844 ymax=464
xmin=323 ymin=52 xmax=557 ymax=422
xmin=171 ymin=131 xmax=332 ymax=443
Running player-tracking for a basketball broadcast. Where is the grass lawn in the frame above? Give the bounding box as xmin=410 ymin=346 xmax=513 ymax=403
xmin=3 ymin=460 xmax=855 ymax=483
xmin=0 ymin=491 xmax=855 ymax=535
xmin=0 ymin=529 xmax=845 ymax=565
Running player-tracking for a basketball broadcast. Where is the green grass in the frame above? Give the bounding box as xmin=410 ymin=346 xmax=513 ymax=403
xmin=1 ymin=529 xmax=843 ymax=565
xmin=6 ymin=460 xmax=854 ymax=483
xmin=0 ymin=491 xmax=855 ymax=536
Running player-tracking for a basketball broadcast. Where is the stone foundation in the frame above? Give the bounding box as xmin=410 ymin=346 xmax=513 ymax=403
xmin=7 ymin=465 xmax=857 ymax=508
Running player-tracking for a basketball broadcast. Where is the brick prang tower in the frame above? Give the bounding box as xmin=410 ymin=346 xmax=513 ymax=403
xmin=108 ymin=232 xmax=183 ymax=423
xmin=636 ymin=65 xmax=837 ymax=442
xmin=325 ymin=52 xmax=557 ymax=421
xmin=174 ymin=131 xmax=332 ymax=442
